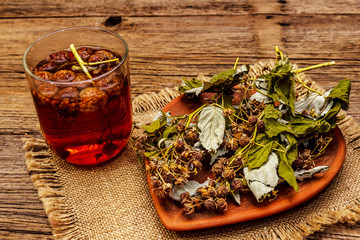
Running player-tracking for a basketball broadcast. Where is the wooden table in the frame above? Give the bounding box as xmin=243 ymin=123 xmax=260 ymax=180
xmin=1 ymin=1 xmax=359 ymax=239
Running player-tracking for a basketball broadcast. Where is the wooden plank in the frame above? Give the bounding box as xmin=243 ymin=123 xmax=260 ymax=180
xmin=1 ymin=8 xmax=360 ymax=239
xmin=0 ymin=135 xmax=53 ymax=239
xmin=1 ymin=15 xmax=359 ymax=125
xmin=1 ymin=0 xmax=360 ymax=18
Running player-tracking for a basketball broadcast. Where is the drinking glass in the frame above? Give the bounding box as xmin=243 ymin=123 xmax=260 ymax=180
xmin=23 ymin=27 xmax=132 ymax=165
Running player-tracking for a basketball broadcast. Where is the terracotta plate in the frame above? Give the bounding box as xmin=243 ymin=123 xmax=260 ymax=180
xmin=145 ymin=93 xmax=346 ymax=231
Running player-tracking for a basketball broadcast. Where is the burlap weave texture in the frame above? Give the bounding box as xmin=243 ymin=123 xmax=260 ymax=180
xmin=24 ymin=61 xmax=360 ymax=239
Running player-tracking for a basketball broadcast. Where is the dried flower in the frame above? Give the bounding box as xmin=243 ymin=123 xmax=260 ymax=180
xmin=212 ymin=162 xmax=223 ymax=176
xmin=216 ymin=198 xmax=228 ymax=212
xmin=222 ymin=168 xmax=236 ymax=180
xmin=204 ymin=198 xmax=217 ymax=210
xmin=217 ymin=185 xmax=229 ymax=198
xmin=248 ymin=115 xmax=258 ymax=126
xmin=163 ymin=173 xmax=175 ymax=183
xmin=231 ymin=179 xmax=244 ymax=192
xmin=226 ymin=138 xmax=239 ymax=151
xmin=174 ymin=139 xmax=185 ymax=153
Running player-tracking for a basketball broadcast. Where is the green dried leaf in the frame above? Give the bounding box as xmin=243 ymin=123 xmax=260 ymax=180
xmin=327 ymin=79 xmax=351 ymax=110
xmin=178 ymin=78 xmax=203 ymax=95
xmin=263 ymin=105 xmax=294 ymax=138
xmin=203 ymin=65 xmax=249 ymax=93
xmin=277 ymin=133 xmax=299 ymax=191
xmin=262 ymin=57 xmax=295 ymax=114
xmin=142 ymin=117 xmax=167 ymax=133
xmin=247 ymin=133 xmax=274 ymax=169
xmin=144 ymin=151 xmax=157 ymax=157
xmin=162 ymin=125 xmax=177 ymax=139
xmin=290 ymin=102 xmax=342 ymax=137
xmin=198 ymin=105 xmax=226 ymax=152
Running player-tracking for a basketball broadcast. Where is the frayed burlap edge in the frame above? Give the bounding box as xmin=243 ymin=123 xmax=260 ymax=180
xmin=23 ymin=61 xmax=360 ymax=240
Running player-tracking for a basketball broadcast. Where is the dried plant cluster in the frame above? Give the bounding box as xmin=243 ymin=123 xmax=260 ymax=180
xmin=134 ymin=47 xmax=351 ymax=215
xmin=32 ymin=46 xmax=123 ymax=115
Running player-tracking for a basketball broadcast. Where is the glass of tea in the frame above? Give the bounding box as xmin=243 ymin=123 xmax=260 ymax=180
xmin=23 ymin=27 xmax=132 ymax=165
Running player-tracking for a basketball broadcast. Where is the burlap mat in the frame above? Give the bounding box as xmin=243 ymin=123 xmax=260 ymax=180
xmin=24 ymin=61 xmax=360 ymax=239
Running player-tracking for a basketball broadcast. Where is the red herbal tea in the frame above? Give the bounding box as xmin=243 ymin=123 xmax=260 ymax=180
xmin=23 ymin=27 xmax=132 ymax=165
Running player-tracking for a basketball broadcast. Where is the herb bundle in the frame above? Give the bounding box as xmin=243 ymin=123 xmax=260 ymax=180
xmin=134 ymin=47 xmax=351 ymax=214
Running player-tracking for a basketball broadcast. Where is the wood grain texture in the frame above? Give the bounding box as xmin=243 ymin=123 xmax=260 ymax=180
xmin=1 ymin=0 xmax=360 ymax=239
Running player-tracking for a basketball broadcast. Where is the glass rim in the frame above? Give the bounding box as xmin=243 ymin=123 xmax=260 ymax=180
xmin=22 ymin=26 xmax=129 ymax=86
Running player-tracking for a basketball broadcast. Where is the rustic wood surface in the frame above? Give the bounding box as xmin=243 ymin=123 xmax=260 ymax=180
xmin=0 ymin=1 xmax=359 ymax=239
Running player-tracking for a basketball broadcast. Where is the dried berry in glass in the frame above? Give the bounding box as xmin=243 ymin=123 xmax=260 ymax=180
xmin=23 ymin=27 xmax=132 ymax=165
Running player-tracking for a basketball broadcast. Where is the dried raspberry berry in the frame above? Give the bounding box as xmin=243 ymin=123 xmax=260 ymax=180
xmin=226 ymin=138 xmax=239 ymax=151
xmin=216 ymin=198 xmax=228 ymax=212
xmin=192 ymin=151 xmax=203 ymax=161
xmin=207 ymin=187 xmax=217 ymax=198
xmin=217 ymin=185 xmax=229 ymax=198
xmin=175 ymin=120 xmax=186 ymax=133
xmin=292 ymin=158 xmax=304 ymax=170
xmin=35 ymin=71 xmax=53 ymax=81
xmin=180 ymin=150 xmax=192 ymax=161
xmin=163 ymin=173 xmax=175 ymax=183
xmin=37 ymin=83 xmax=58 ymax=97
xmin=200 ymin=188 xmax=210 ymax=198
xmin=79 ymin=87 xmax=108 ymax=112
xmin=89 ymin=50 xmax=115 ymax=62
xmin=248 ymin=115 xmax=258 ymax=126
xmin=257 ymin=120 xmax=265 ymax=133
xmin=183 ymin=206 xmax=195 ymax=215
xmin=196 ymin=187 xmax=205 ymax=195
xmin=54 ymin=70 xmax=76 ymax=82
xmin=204 ymin=198 xmax=217 ymax=210
xmin=96 ymin=75 xmax=119 ymax=91
xmin=222 ymin=168 xmax=236 ymax=180
xmin=232 ymin=156 xmax=243 ymax=167
xmin=184 ymin=129 xmax=198 ymax=144
xmin=209 ymin=179 xmax=217 ymax=187
xmin=192 ymin=160 xmax=202 ymax=170
xmin=180 ymin=191 xmax=190 ymax=203
xmin=239 ymin=134 xmax=250 ymax=147
xmin=47 ymin=50 xmax=71 ymax=64
xmin=212 ymin=162 xmax=223 ymax=176
xmin=77 ymin=47 xmax=94 ymax=61
xmin=231 ymin=179 xmax=244 ymax=192
xmin=73 ymin=73 xmax=92 ymax=89
xmin=37 ymin=61 xmax=56 ymax=72
xmin=174 ymin=139 xmax=185 ymax=153
xmin=59 ymin=87 xmax=79 ymax=98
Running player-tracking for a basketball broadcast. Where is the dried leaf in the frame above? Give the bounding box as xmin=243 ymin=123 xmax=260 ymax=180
xmin=277 ymin=133 xmax=299 ymax=191
xmin=232 ymin=192 xmax=241 ymax=205
xmin=294 ymin=166 xmax=329 ymax=181
xmin=244 ymin=152 xmax=279 ymax=202
xmin=178 ymin=78 xmax=203 ymax=96
xmin=210 ymin=147 xmax=229 ymax=165
xmin=327 ymin=79 xmax=351 ymax=110
xmin=262 ymin=57 xmax=295 ymax=114
xmin=198 ymin=105 xmax=226 ymax=152
xmin=142 ymin=118 xmax=167 ymax=133
xmin=169 ymin=180 xmax=210 ymax=202
xmin=263 ymin=105 xmax=293 ymax=138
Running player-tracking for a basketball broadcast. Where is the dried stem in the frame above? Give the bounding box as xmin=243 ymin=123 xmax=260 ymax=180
xmin=70 ymin=44 xmax=92 ymax=79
